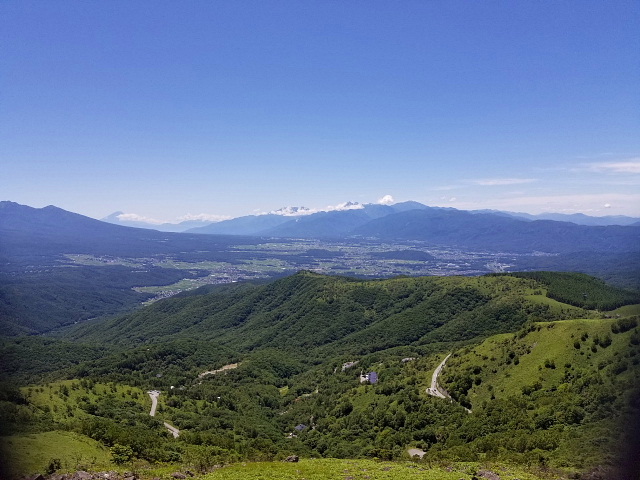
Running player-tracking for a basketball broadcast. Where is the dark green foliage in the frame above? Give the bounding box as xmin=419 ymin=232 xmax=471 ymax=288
xmin=64 ymin=273 xmax=564 ymax=358
xmin=497 ymin=272 xmax=640 ymax=310
xmin=110 ymin=444 xmax=133 ymax=465
xmin=45 ymin=458 xmax=62 ymax=474
xmin=0 ymin=265 xmax=204 ymax=335
xmin=611 ymin=316 xmax=638 ymax=334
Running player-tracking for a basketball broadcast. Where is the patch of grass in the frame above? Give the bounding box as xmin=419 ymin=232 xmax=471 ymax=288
xmin=611 ymin=304 xmax=640 ymax=316
xmin=0 ymin=430 xmax=112 ymax=478
xmin=202 ymin=458 xmax=544 ymax=480
xmin=22 ymin=380 xmax=148 ymax=424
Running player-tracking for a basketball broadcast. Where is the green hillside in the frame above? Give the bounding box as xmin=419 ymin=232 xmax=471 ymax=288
xmin=65 ymin=272 xmax=599 ymax=354
xmin=440 ymin=316 xmax=640 ymax=469
xmin=1 ymin=272 xmax=639 ymax=479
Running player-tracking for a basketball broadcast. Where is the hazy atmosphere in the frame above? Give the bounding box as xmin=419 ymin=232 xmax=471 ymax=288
xmin=2 ymin=1 xmax=639 ymax=221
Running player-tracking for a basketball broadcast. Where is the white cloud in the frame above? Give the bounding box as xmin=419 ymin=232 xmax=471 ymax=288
xmin=261 ymin=201 xmax=364 ymax=217
xmin=176 ymin=213 xmax=231 ymax=223
xmin=326 ymin=201 xmax=364 ymax=211
xmin=269 ymin=206 xmax=315 ymax=216
xmin=447 ymin=193 xmax=640 ymax=216
xmin=377 ymin=194 xmax=395 ymax=205
xmin=469 ymin=178 xmax=538 ymax=186
xmin=585 ymin=160 xmax=640 ymax=174
xmin=116 ymin=213 xmax=164 ymax=224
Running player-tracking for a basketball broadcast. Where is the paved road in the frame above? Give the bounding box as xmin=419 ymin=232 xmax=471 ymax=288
xmin=148 ymin=390 xmax=180 ymax=437
xmin=164 ymin=422 xmax=180 ymax=438
xmin=147 ymin=390 xmax=160 ymax=416
xmin=426 ymin=354 xmax=451 ymax=399
xmin=407 ymin=448 xmax=426 ymax=459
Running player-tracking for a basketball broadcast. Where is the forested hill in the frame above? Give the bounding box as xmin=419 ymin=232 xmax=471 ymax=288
xmin=3 ymin=270 xmax=640 ymax=478
xmin=65 ymin=271 xmax=639 ymax=357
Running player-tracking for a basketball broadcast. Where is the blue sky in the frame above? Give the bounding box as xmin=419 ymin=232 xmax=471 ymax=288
xmin=2 ymin=1 xmax=639 ymax=222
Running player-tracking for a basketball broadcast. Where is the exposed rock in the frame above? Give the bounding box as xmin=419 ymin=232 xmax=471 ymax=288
xmin=477 ymin=470 xmax=501 ymax=480
xmin=170 ymin=474 xmax=186 ymax=479
xmin=72 ymin=472 xmax=93 ymax=480
xmin=24 ymin=475 xmax=45 ymax=480
xmin=284 ymin=455 xmax=299 ymax=462
xmin=580 ymin=466 xmax=616 ymax=480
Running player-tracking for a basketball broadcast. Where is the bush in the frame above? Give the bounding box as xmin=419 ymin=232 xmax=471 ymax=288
xmin=46 ymin=458 xmax=62 ymax=474
xmin=111 ymin=444 xmax=134 ymax=465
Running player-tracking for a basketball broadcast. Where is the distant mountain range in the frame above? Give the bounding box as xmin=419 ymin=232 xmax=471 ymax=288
xmin=101 ymin=202 xmax=640 ymax=234
xmin=101 ymin=211 xmax=213 ymax=232
xmin=476 ymin=209 xmax=640 ymax=226
xmin=1 ymin=200 xmax=639 ymax=334
xmin=2 ymin=200 xmax=639 ymax=256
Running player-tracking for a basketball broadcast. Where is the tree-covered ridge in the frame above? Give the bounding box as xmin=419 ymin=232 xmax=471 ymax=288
xmin=64 ymin=271 xmax=601 ymax=356
xmin=493 ymin=271 xmax=640 ymax=310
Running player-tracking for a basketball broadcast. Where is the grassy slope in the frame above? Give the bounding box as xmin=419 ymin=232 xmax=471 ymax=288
xmin=440 ymin=316 xmax=640 ymax=469
xmin=0 ymin=431 xmax=112 ymax=478
xmin=202 ymin=458 xmax=544 ymax=480
xmin=21 ymin=380 xmax=150 ymax=423
xmin=444 ymin=317 xmax=638 ymax=404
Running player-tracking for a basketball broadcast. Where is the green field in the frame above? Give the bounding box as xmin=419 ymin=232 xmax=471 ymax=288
xmin=0 ymin=431 xmax=112 ymax=477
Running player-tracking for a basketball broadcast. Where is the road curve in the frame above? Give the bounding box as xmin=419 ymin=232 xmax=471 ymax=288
xmin=148 ymin=390 xmax=180 ymax=437
xmin=148 ymin=390 xmax=160 ymax=416
xmin=164 ymin=422 xmax=180 ymax=438
xmin=426 ymin=354 xmax=451 ymax=399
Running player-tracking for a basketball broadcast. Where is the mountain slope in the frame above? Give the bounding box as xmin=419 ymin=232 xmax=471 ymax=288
xmin=440 ymin=316 xmax=640 ymax=471
xmin=353 ymin=208 xmax=640 ymax=253
xmin=186 ymin=214 xmax=292 ymax=235
xmin=65 ymin=271 xmax=637 ymax=355
xmin=3 ymin=270 xmax=640 ymax=477
xmin=504 ymin=211 xmax=640 ymax=226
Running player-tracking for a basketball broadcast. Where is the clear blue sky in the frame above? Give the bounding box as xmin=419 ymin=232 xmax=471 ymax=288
xmin=2 ymin=1 xmax=639 ymax=222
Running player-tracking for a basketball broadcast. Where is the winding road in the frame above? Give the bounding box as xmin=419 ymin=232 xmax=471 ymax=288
xmin=147 ymin=390 xmax=181 ymax=437
xmin=426 ymin=354 xmax=451 ymax=399
xmin=148 ymin=390 xmax=160 ymax=416
xmin=426 ymin=355 xmax=472 ymax=413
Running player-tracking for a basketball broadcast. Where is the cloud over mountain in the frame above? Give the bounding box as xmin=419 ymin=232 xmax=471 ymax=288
xmin=377 ymin=195 xmax=395 ymax=205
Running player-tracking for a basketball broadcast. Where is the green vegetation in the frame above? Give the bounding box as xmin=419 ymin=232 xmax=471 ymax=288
xmin=440 ymin=316 xmax=640 ymax=469
xmin=0 ymin=265 xmax=205 ymax=335
xmin=0 ymin=431 xmax=111 ymax=478
xmin=202 ymin=458 xmax=543 ymax=480
xmin=1 ymin=271 xmax=639 ymax=479
xmin=497 ymin=271 xmax=640 ymax=310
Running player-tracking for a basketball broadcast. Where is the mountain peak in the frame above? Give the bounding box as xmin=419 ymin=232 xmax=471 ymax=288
xmin=269 ymin=206 xmax=314 ymax=216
